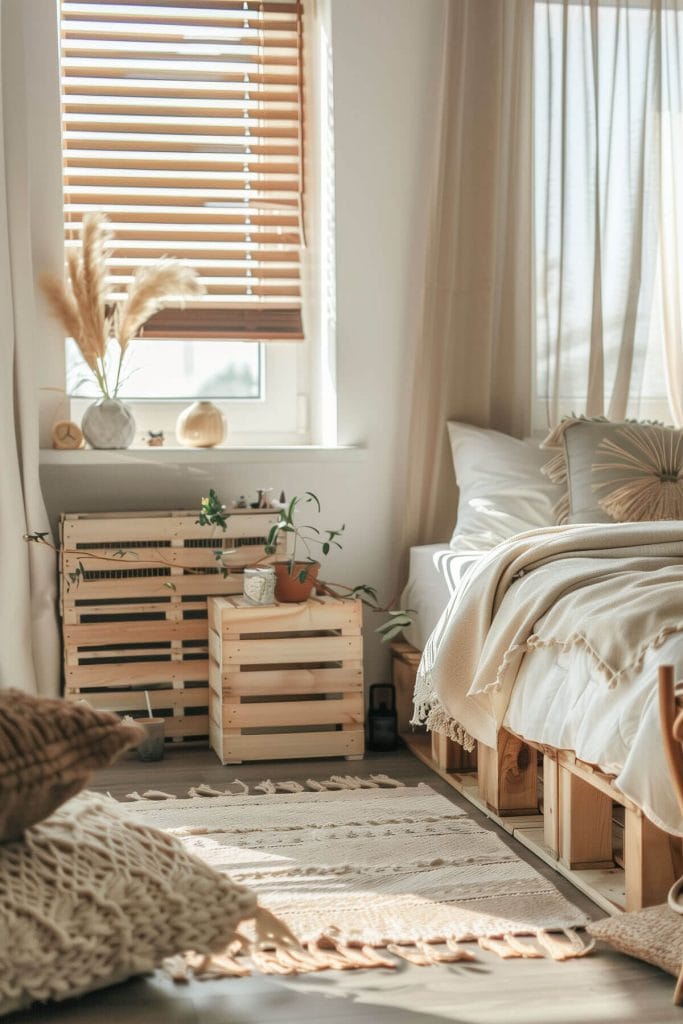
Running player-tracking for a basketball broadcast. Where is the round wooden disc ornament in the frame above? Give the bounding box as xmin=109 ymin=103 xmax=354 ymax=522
xmin=52 ymin=420 xmax=85 ymax=450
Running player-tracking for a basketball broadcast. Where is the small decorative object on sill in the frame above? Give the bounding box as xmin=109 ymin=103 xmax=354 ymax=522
xmin=145 ymin=430 xmax=165 ymax=447
xmin=82 ymin=397 xmax=136 ymax=450
xmin=243 ymin=566 xmax=276 ymax=605
xmin=176 ymin=399 xmax=227 ymax=448
xmin=274 ymin=560 xmax=320 ymax=603
xmin=234 ymin=495 xmax=248 ymax=508
xmin=51 ymin=420 xmax=84 ymax=450
xmin=367 ymin=683 xmax=398 ymax=751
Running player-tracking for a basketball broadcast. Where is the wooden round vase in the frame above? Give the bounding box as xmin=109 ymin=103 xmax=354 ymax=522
xmin=176 ymin=400 xmax=227 ymax=448
xmin=274 ymin=561 xmax=320 ymax=603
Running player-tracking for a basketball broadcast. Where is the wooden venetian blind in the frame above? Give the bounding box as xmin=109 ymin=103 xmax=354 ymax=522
xmin=60 ymin=0 xmax=304 ymax=341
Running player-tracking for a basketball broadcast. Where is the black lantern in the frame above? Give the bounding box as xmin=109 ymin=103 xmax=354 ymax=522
xmin=367 ymin=683 xmax=398 ymax=751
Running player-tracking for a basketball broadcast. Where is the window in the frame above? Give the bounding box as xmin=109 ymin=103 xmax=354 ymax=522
xmin=59 ymin=0 xmax=307 ymax=442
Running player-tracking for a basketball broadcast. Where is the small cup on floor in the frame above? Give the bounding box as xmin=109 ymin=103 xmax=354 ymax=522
xmin=136 ymin=718 xmax=166 ymax=761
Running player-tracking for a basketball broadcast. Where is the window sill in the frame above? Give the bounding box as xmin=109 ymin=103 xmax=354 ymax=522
xmin=39 ymin=445 xmax=366 ymax=467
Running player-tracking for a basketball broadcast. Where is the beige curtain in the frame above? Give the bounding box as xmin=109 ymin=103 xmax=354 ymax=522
xmin=0 ymin=0 xmax=62 ymax=694
xmin=402 ymin=0 xmax=534 ymax=547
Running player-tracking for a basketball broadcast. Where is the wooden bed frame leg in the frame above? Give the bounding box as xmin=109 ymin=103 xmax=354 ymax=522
xmin=558 ymin=764 xmax=613 ymax=869
xmin=624 ymin=807 xmax=681 ymax=911
xmin=477 ymin=729 xmax=538 ymax=816
xmin=430 ymin=732 xmax=477 ymax=773
xmin=543 ymin=753 xmax=560 ymax=858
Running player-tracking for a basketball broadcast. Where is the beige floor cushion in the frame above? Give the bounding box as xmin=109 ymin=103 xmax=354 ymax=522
xmin=0 ymin=792 xmax=258 ymax=1016
xmin=588 ymin=904 xmax=683 ymax=978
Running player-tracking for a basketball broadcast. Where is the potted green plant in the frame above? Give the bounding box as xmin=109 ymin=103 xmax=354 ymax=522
xmin=263 ymin=492 xmax=343 ymax=602
xmin=260 ymin=494 xmax=413 ymax=639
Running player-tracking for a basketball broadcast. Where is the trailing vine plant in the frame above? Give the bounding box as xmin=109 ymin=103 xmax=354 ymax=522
xmin=24 ymin=489 xmax=412 ymax=642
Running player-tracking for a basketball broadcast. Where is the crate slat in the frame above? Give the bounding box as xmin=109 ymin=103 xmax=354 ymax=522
xmin=210 ymin=721 xmax=365 ymax=763
xmin=220 ymin=634 xmax=363 ymax=666
xmin=212 ymin=667 xmax=364 ymax=697
xmin=62 ymin=575 xmax=244 ymax=602
xmin=65 ymin=620 xmax=211 ymax=646
xmin=214 ymin=695 xmax=364 ymax=730
xmin=62 ymin=508 xmax=280 ymax=544
xmin=67 ymin=660 xmax=210 ymax=688
xmin=62 ymin=549 xmax=278 ymax=572
xmin=211 ymin=595 xmax=362 ymax=634
xmin=81 ymin=687 xmax=209 ymax=714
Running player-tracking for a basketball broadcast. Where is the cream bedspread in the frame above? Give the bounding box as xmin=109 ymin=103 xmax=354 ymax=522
xmin=412 ymin=522 xmax=683 ymax=750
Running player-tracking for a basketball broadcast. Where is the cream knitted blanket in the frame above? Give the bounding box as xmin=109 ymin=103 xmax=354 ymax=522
xmin=413 ymin=521 xmax=683 ymax=749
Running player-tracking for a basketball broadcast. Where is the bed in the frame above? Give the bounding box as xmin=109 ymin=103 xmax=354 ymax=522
xmin=398 ymin=420 xmax=683 ymax=914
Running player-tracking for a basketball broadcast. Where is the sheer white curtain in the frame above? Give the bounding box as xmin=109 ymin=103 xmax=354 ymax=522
xmin=534 ymin=0 xmax=683 ymax=428
xmin=0 ymin=0 xmax=62 ymax=694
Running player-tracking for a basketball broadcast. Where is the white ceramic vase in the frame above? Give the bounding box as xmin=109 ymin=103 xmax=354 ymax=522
xmin=81 ymin=398 xmax=136 ymax=449
xmin=175 ymin=400 xmax=227 ymax=448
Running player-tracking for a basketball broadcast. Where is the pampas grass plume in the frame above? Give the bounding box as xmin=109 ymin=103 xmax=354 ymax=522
xmin=115 ymin=260 xmax=205 ymax=353
xmin=40 ymin=212 xmax=204 ymax=397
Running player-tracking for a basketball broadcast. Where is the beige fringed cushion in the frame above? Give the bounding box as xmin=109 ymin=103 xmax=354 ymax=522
xmin=0 ymin=792 xmax=258 ymax=1017
xmin=541 ymin=417 xmax=683 ymax=524
xmin=588 ymin=904 xmax=683 ymax=978
xmin=0 ymin=689 xmax=142 ymax=842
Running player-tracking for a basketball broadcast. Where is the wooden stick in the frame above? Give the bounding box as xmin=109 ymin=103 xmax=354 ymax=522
xmin=658 ymin=665 xmax=683 ymax=815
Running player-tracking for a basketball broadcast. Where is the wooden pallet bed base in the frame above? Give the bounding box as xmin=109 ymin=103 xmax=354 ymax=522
xmin=391 ymin=641 xmax=682 ymax=915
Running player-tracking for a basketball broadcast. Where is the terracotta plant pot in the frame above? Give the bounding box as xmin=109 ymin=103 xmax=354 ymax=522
xmin=274 ymin=561 xmax=320 ymax=603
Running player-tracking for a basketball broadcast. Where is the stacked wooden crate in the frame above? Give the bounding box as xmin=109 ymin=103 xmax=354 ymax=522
xmin=208 ymin=595 xmax=364 ymax=763
xmin=60 ymin=509 xmax=282 ymax=743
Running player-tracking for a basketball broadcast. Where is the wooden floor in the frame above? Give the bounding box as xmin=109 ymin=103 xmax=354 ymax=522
xmin=11 ymin=746 xmax=682 ymax=1024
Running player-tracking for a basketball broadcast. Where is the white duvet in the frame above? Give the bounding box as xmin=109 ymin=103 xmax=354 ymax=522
xmin=411 ymin=522 xmax=683 ymax=835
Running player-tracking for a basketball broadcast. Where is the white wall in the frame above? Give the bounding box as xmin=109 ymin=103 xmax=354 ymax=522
xmin=39 ymin=0 xmax=447 ymax=684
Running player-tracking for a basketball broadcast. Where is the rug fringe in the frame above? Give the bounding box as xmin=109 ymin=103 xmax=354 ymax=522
xmin=536 ymin=928 xmax=596 ymax=961
xmin=478 ymin=936 xmax=525 ymax=960
xmin=165 ymin=921 xmax=596 ymax=982
xmin=188 ymin=782 xmax=249 ymax=798
xmin=125 ymin=774 xmax=405 ymax=801
xmin=125 ymin=789 xmax=177 ymax=801
xmin=478 ymin=929 xmax=595 ymax=962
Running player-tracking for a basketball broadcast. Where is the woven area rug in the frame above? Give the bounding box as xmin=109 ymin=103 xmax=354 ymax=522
xmin=120 ymin=780 xmax=592 ymax=974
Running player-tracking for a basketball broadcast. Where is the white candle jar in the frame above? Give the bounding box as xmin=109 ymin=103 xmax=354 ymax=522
xmin=243 ymin=567 xmax=276 ymax=605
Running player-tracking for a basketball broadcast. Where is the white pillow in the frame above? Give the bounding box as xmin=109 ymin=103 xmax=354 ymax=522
xmin=447 ymin=422 xmax=561 ymax=550
xmin=0 ymin=792 xmax=257 ymax=1017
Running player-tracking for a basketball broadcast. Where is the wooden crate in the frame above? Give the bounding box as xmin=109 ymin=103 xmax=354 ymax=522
xmin=60 ymin=509 xmax=284 ymax=743
xmin=208 ymin=595 xmax=364 ymax=763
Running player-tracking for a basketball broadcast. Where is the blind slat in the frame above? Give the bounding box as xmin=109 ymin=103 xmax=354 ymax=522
xmin=142 ymin=306 xmax=303 ymax=340
xmin=64 ymin=1 xmax=300 ymax=12
xmin=61 ymin=0 xmax=304 ymax=342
